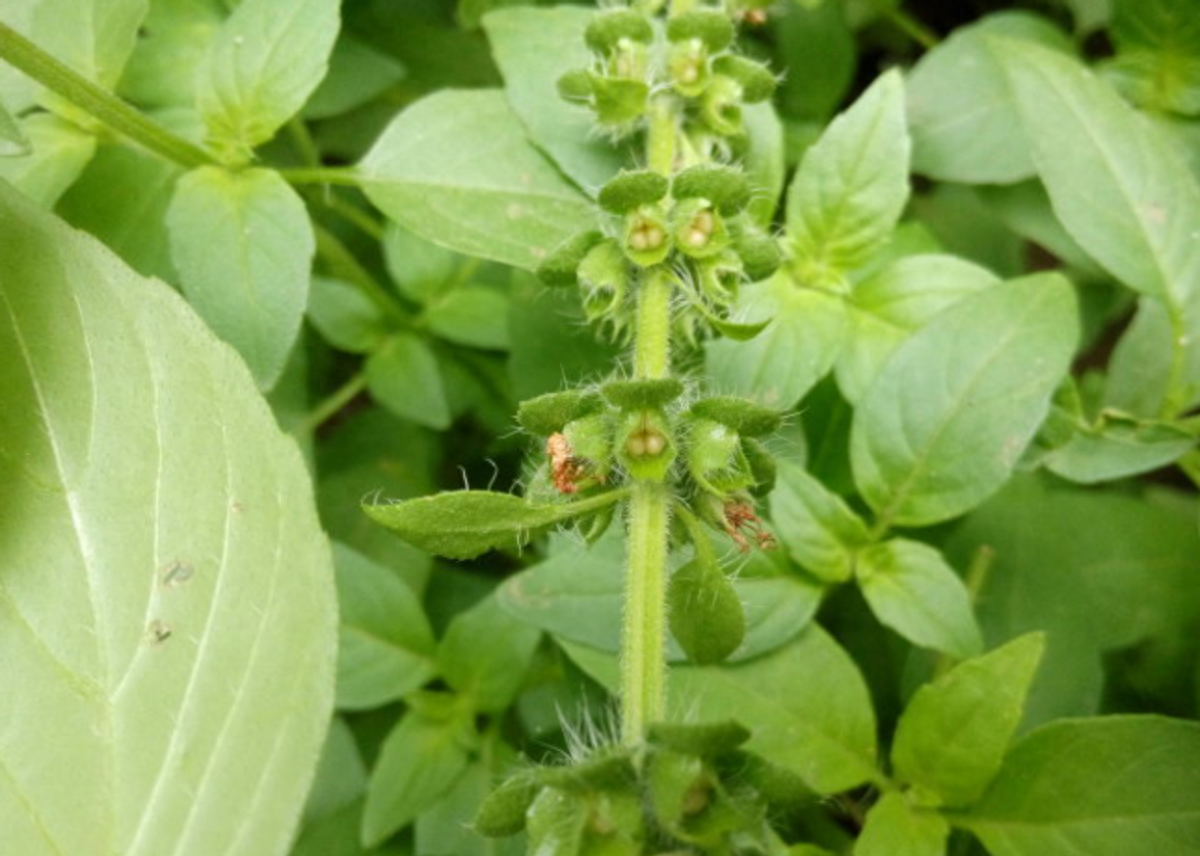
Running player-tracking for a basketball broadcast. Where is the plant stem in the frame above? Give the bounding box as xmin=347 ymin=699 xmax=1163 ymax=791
xmin=278 ymin=166 xmax=364 ymax=187
xmin=621 ymin=480 xmax=670 ymax=744
xmin=0 ymin=20 xmax=217 ymax=169
xmin=633 ymin=269 xmax=672 ymax=380
xmin=647 ymin=97 xmax=677 ymax=175
xmin=293 ymin=371 xmax=367 ymax=437
xmin=883 ymin=7 xmax=939 ymax=49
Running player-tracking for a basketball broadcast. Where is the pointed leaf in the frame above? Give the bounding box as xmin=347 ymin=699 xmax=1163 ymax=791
xmin=855 ymin=793 xmax=948 ymax=856
xmin=438 ymin=593 xmax=541 ymax=713
xmin=167 ymin=166 xmax=314 ymax=390
xmin=364 ymin=333 xmax=451 ymax=429
xmin=770 ymin=462 xmax=870 ymax=583
xmin=359 ymin=90 xmax=596 ymax=270
xmin=0 ymin=181 xmax=335 ymax=856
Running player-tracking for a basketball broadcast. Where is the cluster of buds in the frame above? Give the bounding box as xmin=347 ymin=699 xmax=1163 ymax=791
xmin=558 ymin=5 xmax=777 ymax=142
xmin=475 ymin=721 xmax=799 ymax=855
xmin=538 ymin=164 xmax=781 ymax=342
xmin=516 ymin=381 xmax=779 ymax=552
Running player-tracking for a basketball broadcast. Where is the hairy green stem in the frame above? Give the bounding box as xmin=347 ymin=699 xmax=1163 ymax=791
xmin=0 ymin=21 xmax=217 ymax=169
xmin=621 ymin=481 xmax=670 ymax=744
xmin=633 ymin=269 xmax=673 ymax=380
xmin=647 ymin=97 xmax=677 ymax=175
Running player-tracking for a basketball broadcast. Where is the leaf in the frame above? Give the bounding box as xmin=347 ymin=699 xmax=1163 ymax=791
xmin=742 ymin=102 xmax=786 ymax=230
xmin=837 ymin=253 xmax=999 ymax=403
xmin=438 ymin=593 xmax=541 ymax=713
xmin=961 ymin=716 xmax=1200 ymax=856
xmin=668 ymin=558 xmax=746 ymax=665
xmin=0 ymin=180 xmax=335 ymax=855
xmin=705 ymin=273 xmax=847 ymax=409
xmin=1041 ymin=410 xmax=1198 ymax=483
xmin=855 ymin=793 xmax=948 ymax=856
xmin=303 ymin=34 xmax=406 ymax=121
xmin=424 ymin=287 xmax=510 ymax=350
xmin=364 ymin=333 xmax=451 ymax=429
xmin=166 ymin=166 xmax=314 ymax=390
xmin=358 ymin=90 xmax=596 ymax=270
xmin=364 ymin=489 xmax=626 ymax=561
xmin=30 ymin=0 xmax=149 ymax=88
xmin=0 ymin=112 xmax=96 ymax=208
xmin=381 ymin=220 xmax=461 ymax=304
xmin=361 ymin=709 xmax=473 ymax=847
xmin=118 ymin=0 xmax=226 ymax=109
xmin=498 ymin=529 xmax=823 ymax=663
xmin=906 ymin=12 xmax=1074 ymax=184
xmin=483 ymin=6 xmax=625 ymax=189
xmin=197 ymin=0 xmax=340 ymax=156
xmin=785 ymin=69 xmax=910 ymax=275
xmin=946 ymin=476 xmax=1200 ymax=727
xmin=0 ymin=95 xmax=29 ymax=156
xmin=850 ymin=273 xmax=1079 ymax=527
xmin=303 ymin=717 xmax=369 ymax=823
xmin=307 ymin=276 xmax=389 ymax=354
xmin=334 ymin=543 xmax=436 ymax=711
xmin=774 ymin=1 xmax=856 ymax=124
xmin=857 ymin=539 xmax=982 ymax=659
xmin=769 ymin=462 xmax=869 ymax=583
xmin=891 ymin=634 xmax=1045 ymax=806
xmin=975 ymin=180 xmax=1102 ymax=275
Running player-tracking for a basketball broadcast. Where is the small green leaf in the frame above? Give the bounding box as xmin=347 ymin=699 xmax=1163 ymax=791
xmin=438 ymin=594 xmax=541 ymax=713
xmin=646 ymin=721 xmax=752 ymax=757
xmin=672 ymin=164 xmax=751 ymax=214
xmin=1042 ymin=411 xmax=1198 ymax=483
xmin=197 ymin=0 xmax=339 ymax=157
xmin=961 ymin=716 xmax=1200 ymax=856
xmin=668 ymin=558 xmax=746 ymax=665
xmin=303 ymin=717 xmax=368 ymax=823
xmin=307 ymin=276 xmax=388 ymax=354
xmin=599 ymin=169 xmax=670 ymax=214
xmin=857 ymin=539 xmax=982 ymax=659
xmin=706 ymin=274 xmax=847 ymax=409
xmin=380 ymin=220 xmax=460 ymax=304
xmin=364 ymin=332 xmax=451 ymax=429
xmin=786 ymin=69 xmax=910 ymax=275
xmin=359 ymin=90 xmax=596 ymax=270
xmin=601 ymin=377 xmax=685 ymax=409
xmin=166 ymin=165 xmax=314 ymax=390
xmin=770 ymin=462 xmax=869 ymax=583
xmin=689 ymin=396 xmax=781 ymax=437
xmin=535 ymin=229 xmax=605 ymax=287
xmin=855 ymin=793 xmax=948 ymax=856
xmin=302 ymin=34 xmax=406 ymax=121
xmin=425 ymin=286 xmax=510 ymax=350
xmin=742 ymin=102 xmax=786 ymax=229
xmin=713 ymin=55 xmax=777 ymax=104
xmin=517 ymin=389 xmax=607 ymax=435
xmin=364 ymin=489 xmax=626 ymax=561
xmin=334 ymin=543 xmax=436 ymax=711
xmin=666 ymin=8 xmax=734 ymax=50
xmin=906 ymin=13 xmax=1074 ymax=184
xmin=0 ymin=96 xmax=29 ymax=156
xmin=851 ymin=273 xmax=1079 ymax=527
xmin=892 ymin=633 xmax=1045 ymax=805
xmin=361 ymin=709 xmax=473 ymax=847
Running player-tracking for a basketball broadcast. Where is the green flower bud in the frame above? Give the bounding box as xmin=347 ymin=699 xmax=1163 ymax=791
xmin=578 ymin=239 xmax=629 ymax=324
xmin=474 ymin=773 xmax=542 ymax=837
xmin=585 ymin=9 xmax=654 ymax=54
xmin=668 ymin=558 xmax=745 ymax=665
xmin=601 ymin=377 xmax=685 ymax=410
xmin=689 ymin=395 xmax=781 ymax=436
xmin=731 ymin=219 xmax=782 ymax=282
xmin=622 ymin=205 xmax=672 ymax=267
xmin=713 ymin=55 xmax=776 ymax=103
xmin=671 ymin=199 xmax=729 ymax=260
xmin=617 ymin=409 xmax=675 ymax=480
xmin=700 ymin=75 xmax=743 ymax=136
xmin=666 ymin=9 xmax=735 ymax=51
xmin=598 ymin=169 xmax=670 ymax=214
xmin=672 ymin=164 xmax=751 ymax=214
xmin=667 ymin=38 xmax=710 ymax=98
xmin=537 ymin=229 xmax=605 ymax=287
xmin=591 ymin=75 xmax=650 ymax=127
xmin=518 ymin=389 xmax=606 ymax=435
xmin=557 ymin=68 xmax=594 ymax=103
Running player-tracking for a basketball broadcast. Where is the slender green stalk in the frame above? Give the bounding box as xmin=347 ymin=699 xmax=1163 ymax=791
xmin=621 ymin=480 xmax=670 ymax=744
xmin=278 ymin=166 xmax=364 ymax=187
xmin=633 ymin=269 xmax=673 ymax=380
xmin=883 ymin=7 xmax=939 ymax=49
xmin=0 ymin=20 xmax=217 ymax=168
xmin=293 ymin=371 xmax=367 ymax=437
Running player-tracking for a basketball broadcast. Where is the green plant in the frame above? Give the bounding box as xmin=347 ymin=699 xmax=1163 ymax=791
xmin=3 ymin=1 xmax=1200 ymax=856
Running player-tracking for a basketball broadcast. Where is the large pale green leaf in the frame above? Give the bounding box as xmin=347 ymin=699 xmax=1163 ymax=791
xmin=891 ymin=634 xmax=1044 ymax=806
xmin=837 ymin=253 xmax=998 ymax=403
xmin=0 ymin=180 xmax=336 ymax=855
xmin=906 ymin=12 xmax=1073 ymax=184
xmin=785 ymin=69 xmax=910 ymax=277
xmin=946 ymin=476 xmax=1200 ymax=728
xmin=961 ymin=716 xmax=1200 ymax=856
xmin=482 ymin=6 xmax=624 ymax=189
xmin=197 ymin=0 xmax=340 ymax=156
xmin=705 ymin=273 xmax=847 ymax=409
xmin=30 ymin=0 xmax=149 ymax=88
xmin=851 ymin=273 xmax=1078 ymax=527
xmin=358 ymin=90 xmax=596 ymax=271
xmin=166 ymin=166 xmax=314 ymax=390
